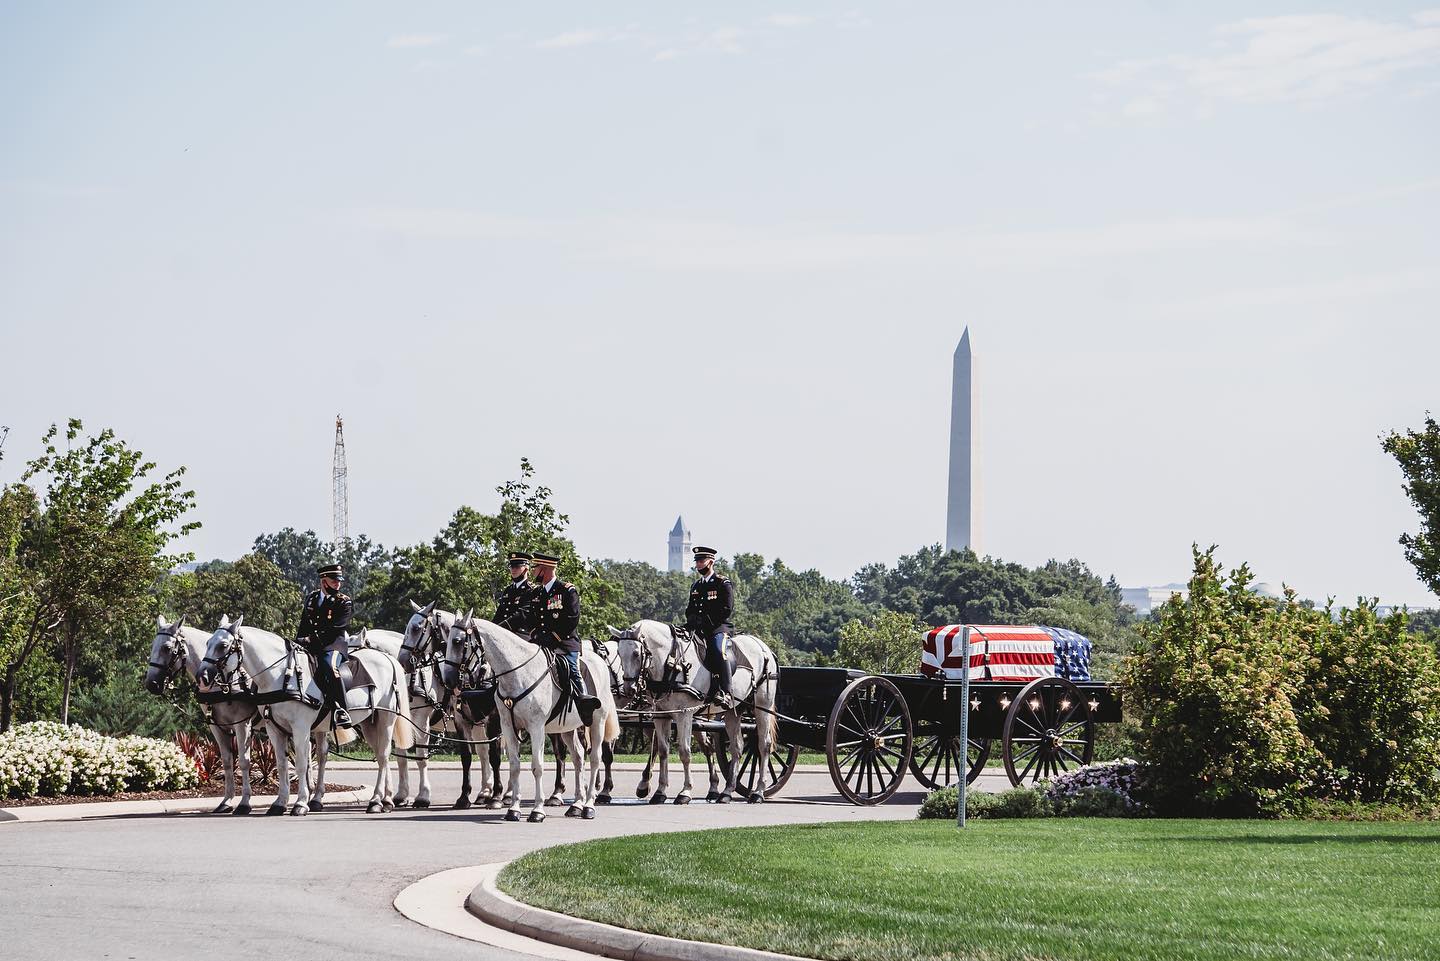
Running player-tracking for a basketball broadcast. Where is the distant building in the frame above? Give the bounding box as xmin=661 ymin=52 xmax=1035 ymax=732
xmin=667 ymin=516 xmax=691 ymax=573
xmin=1120 ymin=584 xmax=1190 ymax=617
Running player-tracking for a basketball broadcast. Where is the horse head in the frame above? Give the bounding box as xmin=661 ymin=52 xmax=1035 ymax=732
xmin=200 ymin=615 xmax=243 ymax=690
xmin=609 ymin=622 xmax=652 ymax=700
xmin=439 ymin=608 xmax=477 ymax=691
xmin=400 ymin=599 xmax=440 ymax=672
xmin=145 ymin=614 xmax=188 ymax=694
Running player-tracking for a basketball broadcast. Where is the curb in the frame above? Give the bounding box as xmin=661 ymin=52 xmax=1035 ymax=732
xmin=466 ymin=861 xmax=819 ymax=961
xmin=0 ymin=788 xmax=371 ymax=824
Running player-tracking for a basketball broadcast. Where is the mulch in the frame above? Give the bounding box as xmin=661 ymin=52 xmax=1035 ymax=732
xmin=4 ymin=783 xmax=363 ymax=807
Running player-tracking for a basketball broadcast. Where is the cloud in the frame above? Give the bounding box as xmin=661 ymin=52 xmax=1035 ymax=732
xmin=386 ymin=34 xmax=449 ymax=49
xmin=536 ymin=29 xmax=608 ymax=49
xmin=1093 ymin=10 xmax=1440 ymax=115
xmin=351 ymin=207 xmax=1328 ymax=272
xmin=764 ymin=14 xmax=815 ymax=28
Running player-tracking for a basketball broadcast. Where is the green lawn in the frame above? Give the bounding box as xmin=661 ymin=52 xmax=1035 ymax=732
xmin=499 ymin=819 xmax=1440 ymax=961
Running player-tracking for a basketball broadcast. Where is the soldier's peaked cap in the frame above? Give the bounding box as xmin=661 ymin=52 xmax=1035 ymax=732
xmin=692 ymin=546 xmax=718 ymax=559
xmin=507 ymin=551 xmax=532 ymax=565
xmin=317 ymin=563 xmax=344 ymax=578
xmin=531 ymin=552 xmax=561 ymax=565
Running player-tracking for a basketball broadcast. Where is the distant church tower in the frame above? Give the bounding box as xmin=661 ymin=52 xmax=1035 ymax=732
xmin=667 ymin=516 xmax=692 ymax=573
xmin=946 ymin=329 xmax=977 ymax=553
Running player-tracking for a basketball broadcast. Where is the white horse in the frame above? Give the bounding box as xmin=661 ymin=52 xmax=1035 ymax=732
xmin=399 ymin=600 xmax=505 ymax=809
xmin=448 ymin=613 xmax=619 ymax=822
xmin=611 ymin=619 xmax=779 ymax=805
xmin=144 ymin=615 xmax=258 ymax=814
xmin=200 ymin=615 xmax=411 ymax=816
xmin=329 ymin=625 xmax=431 ymax=809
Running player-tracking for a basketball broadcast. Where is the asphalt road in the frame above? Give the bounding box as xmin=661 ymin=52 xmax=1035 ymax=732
xmin=1 ymin=764 xmax=1008 ymax=961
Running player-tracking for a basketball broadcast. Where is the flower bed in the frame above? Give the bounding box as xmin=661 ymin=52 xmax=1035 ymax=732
xmin=0 ymin=721 xmax=198 ymax=800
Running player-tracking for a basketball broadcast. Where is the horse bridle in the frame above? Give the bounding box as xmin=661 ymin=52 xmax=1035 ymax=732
xmin=402 ymin=612 xmax=447 ymax=673
xmin=200 ymin=625 xmax=253 ymax=696
xmin=147 ymin=629 xmax=186 ymax=686
xmin=445 ymin=619 xmax=490 ymax=689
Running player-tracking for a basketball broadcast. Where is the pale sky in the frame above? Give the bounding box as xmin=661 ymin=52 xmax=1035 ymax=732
xmin=2 ymin=2 xmax=1438 ymax=607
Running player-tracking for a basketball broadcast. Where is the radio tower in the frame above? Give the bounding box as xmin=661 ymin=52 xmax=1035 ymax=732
xmin=331 ymin=415 xmax=349 ymax=544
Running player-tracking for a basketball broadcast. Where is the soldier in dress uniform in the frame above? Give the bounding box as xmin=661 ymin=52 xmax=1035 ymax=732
xmin=684 ymin=546 xmax=734 ymax=707
xmin=297 ymin=562 xmax=354 ymax=727
xmin=526 ymin=553 xmax=601 ymax=724
xmin=494 ymin=551 xmax=539 ymax=633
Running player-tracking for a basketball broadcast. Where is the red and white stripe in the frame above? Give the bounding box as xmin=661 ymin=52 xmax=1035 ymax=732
xmin=921 ymin=625 xmax=1057 ymax=682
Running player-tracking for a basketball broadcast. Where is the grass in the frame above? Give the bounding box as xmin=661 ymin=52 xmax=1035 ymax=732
xmin=499 ymin=819 xmax=1440 ymax=961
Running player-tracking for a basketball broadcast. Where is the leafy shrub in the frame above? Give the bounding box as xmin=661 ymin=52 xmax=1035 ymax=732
xmin=1305 ymin=604 xmax=1440 ymax=804
xmin=71 ymin=673 xmax=183 ymax=740
xmin=1121 ymin=548 xmax=1440 ymax=816
xmin=1121 ymin=548 xmax=1326 ymax=817
xmin=1046 ymin=759 xmax=1151 ymax=816
xmin=917 ymin=786 xmax=1051 ymax=820
xmin=0 ymin=721 xmax=196 ymax=799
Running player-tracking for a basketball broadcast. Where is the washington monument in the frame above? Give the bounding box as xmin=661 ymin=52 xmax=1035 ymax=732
xmin=946 ymin=329 xmax=976 ymax=552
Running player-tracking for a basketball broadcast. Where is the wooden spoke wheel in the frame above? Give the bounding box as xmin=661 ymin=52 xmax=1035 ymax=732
xmin=1001 ymin=676 xmax=1095 ymax=786
xmin=825 ymin=675 xmax=913 ymax=805
xmin=733 ymin=732 xmax=799 ymax=800
xmin=909 ymin=733 xmax=991 ymax=789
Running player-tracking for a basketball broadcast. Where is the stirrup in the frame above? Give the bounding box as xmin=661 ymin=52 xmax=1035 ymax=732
xmin=333 ymin=707 xmax=354 ymax=728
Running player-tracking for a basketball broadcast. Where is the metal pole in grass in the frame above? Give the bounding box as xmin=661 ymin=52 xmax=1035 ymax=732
xmin=956 ymin=626 xmax=970 ymax=829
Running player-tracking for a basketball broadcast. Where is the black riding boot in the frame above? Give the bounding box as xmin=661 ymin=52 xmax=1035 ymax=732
xmin=564 ymin=652 xmax=601 ymax=725
xmin=319 ymin=659 xmax=352 ymax=727
xmin=711 ymin=656 xmax=734 ymax=707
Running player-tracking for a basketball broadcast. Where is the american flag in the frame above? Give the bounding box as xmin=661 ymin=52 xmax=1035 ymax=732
xmin=921 ymin=625 xmax=1092 ymax=682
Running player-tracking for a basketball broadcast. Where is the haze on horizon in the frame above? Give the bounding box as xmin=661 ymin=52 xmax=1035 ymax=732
xmin=2 ymin=2 xmax=1438 ymax=607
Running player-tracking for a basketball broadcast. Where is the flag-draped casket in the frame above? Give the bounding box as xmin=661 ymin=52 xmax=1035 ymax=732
xmin=921 ymin=625 xmax=1092 ymax=682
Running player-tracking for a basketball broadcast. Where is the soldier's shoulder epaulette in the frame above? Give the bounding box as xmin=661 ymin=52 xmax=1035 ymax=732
xmin=336 ymin=592 xmax=352 ymax=602
xmin=562 ymin=581 xmax=576 ymax=591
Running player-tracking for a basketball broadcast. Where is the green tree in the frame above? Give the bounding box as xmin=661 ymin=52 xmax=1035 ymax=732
xmin=3 ymin=421 xmax=197 ymax=730
xmin=167 ymin=553 xmax=301 ymax=636
xmin=1382 ymin=414 xmax=1440 ymax=598
xmin=251 ymin=528 xmax=391 ymax=602
xmin=364 ymin=459 xmax=625 ymax=638
xmin=597 ymin=559 xmax=690 ymax=623
xmin=834 ymin=609 xmax=924 ymax=675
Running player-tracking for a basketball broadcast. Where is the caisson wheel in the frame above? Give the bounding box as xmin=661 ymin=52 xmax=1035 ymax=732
xmin=909 ymin=733 xmax=991 ymax=789
xmin=733 ymin=733 xmax=799 ymax=800
xmin=1001 ymin=676 xmax=1095 ymax=786
xmin=825 ymin=675 xmax=913 ymax=805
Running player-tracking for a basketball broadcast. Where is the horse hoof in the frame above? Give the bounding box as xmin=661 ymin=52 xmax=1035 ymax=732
xmin=595 ymin=794 xmax=611 ymax=805
xmin=636 ymin=786 xmax=651 ymax=799
xmin=565 ymin=805 xmax=582 ymax=818
xmin=528 ymin=810 xmax=546 ymax=823
xmin=308 ymin=798 xmax=323 ymax=812
xmin=366 ymin=801 xmax=382 ymax=814
xmin=413 ymin=798 xmax=430 ymax=810
xmin=747 ymin=793 xmax=763 ymax=804
xmin=381 ymin=800 xmax=395 ymax=813
xmin=212 ymin=802 xmax=234 ymax=815
xmin=504 ymin=809 xmax=520 ymax=822
xmin=265 ymin=803 xmax=286 ymax=816
xmin=233 ymin=803 xmax=251 ymax=816
xmin=486 ymin=799 xmax=504 ymax=810
xmin=705 ymin=791 xmax=720 ymax=802
xmin=288 ymin=804 xmax=307 ymax=817
xmin=674 ymin=795 xmax=691 ymax=805
xmin=392 ymin=798 xmax=411 ymax=808
xmin=715 ymin=793 xmax=731 ymax=804
xmin=453 ymin=796 xmax=471 ymax=810
xmin=582 ymin=806 xmax=596 ymax=820
xmin=544 ymin=796 xmax=565 ymax=808
xmin=648 ymin=792 xmax=667 ymax=805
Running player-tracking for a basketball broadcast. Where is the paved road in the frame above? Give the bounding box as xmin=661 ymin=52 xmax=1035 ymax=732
xmin=2 ymin=764 xmax=1007 ymax=961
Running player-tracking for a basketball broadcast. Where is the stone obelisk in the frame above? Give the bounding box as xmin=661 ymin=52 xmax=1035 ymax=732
xmin=946 ymin=329 xmax=976 ymax=553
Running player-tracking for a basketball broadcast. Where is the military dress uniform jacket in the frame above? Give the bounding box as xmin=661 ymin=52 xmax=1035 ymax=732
xmin=298 ymin=590 xmax=353 ymax=655
xmin=685 ymin=575 xmax=734 ymax=637
xmin=528 ymin=580 xmax=582 ymax=654
xmin=493 ymin=579 xmax=540 ymax=634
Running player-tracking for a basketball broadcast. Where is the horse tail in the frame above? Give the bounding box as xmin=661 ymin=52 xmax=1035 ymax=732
xmin=603 ymin=700 xmax=619 ymax=744
xmin=389 ymin=659 xmax=413 ymax=751
xmin=761 ymin=654 xmax=778 ymax=748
